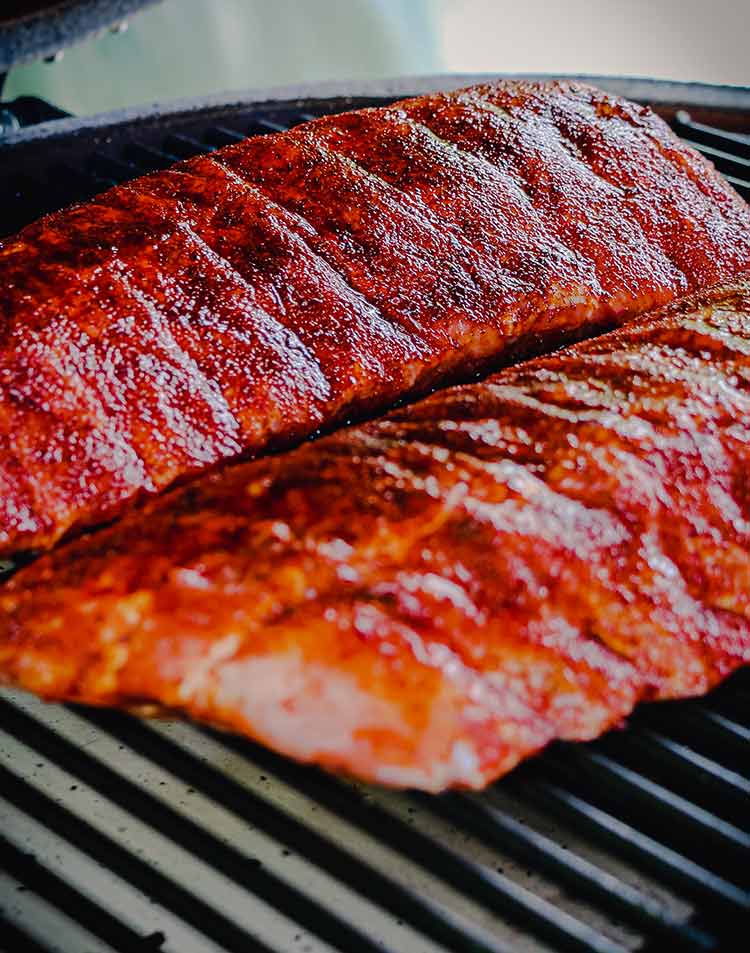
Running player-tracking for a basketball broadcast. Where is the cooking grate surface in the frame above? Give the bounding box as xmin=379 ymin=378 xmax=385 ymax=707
xmin=0 ymin=86 xmax=748 ymax=953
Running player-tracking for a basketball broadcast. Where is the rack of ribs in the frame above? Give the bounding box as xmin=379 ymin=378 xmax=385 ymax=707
xmin=2 ymin=280 xmax=748 ymax=790
xmin=3 ymin=79 xmax=750 ymax=555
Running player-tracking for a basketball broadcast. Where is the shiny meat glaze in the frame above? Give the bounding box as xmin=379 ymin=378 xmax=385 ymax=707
xmin=3 ymin=80 xmax=750 ymax=556
xmin=2 ymin=281 xmax=749 ymax=791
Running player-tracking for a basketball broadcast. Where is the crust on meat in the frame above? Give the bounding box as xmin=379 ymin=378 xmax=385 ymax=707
xmin=3 ymin=80 xmax=750 ymax=554
xmin=2 ymin=281 xmax=749 ymax=790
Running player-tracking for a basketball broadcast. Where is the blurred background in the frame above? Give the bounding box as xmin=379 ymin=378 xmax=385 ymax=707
xmin=4 ymin=0 xmax=750 ymax=116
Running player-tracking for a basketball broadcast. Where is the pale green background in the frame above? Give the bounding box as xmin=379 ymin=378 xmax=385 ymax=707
xmin=4 ymin=0 xmax=749 ymax=117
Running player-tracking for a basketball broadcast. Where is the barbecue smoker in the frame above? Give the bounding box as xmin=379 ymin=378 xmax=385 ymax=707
xmin=0 ymin=8 xmax=749 ymax=951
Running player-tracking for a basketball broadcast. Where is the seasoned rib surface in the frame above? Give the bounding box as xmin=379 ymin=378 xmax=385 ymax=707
xmin=3 ymin=80 xmax=750 ymax=555
xmin=2 ymin=281 xmax=749 ymax=790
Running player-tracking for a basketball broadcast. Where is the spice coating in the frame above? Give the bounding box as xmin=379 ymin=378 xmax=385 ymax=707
xmin=2 ymin=80 xmax=750 ymax=554
xmin=2 ymin=281 xmax=749 ymax=790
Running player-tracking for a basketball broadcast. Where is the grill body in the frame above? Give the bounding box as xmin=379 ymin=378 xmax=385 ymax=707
xmin=0 ymin=76 xmax=748 ymax=953
xmin=0 ymin=0 xmax=160 ymax=73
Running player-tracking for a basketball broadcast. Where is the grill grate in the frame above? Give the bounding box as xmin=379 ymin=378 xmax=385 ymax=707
xmin=0 ymin=90 xmax=749 ymax=953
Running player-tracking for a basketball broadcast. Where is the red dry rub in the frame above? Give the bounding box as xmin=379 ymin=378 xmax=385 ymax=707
xmin=2 ymin=80 xmax=750 ymax=554
xmin=2 ymin=282 xmax=749 ymax=790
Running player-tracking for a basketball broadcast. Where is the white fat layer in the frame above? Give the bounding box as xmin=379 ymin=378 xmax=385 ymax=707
xmin=374 ymin=739 xmax=485 ymax=791
xmin=213 ymin=650 xmax=404 ymax=757
xmin=205 ymin=650 xmax=489 ymax=788
xmin=177 ymin=633 xmax=242 ymax=703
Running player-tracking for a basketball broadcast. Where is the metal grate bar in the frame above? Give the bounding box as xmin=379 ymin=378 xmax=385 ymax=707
xmin=673 ymin=111 xmax=750 ymax=157
xmin=204 ymin=125 xmax=247 ymax=146
xmin=677 ymin=112 xmax=750 ymax=199
xmin=424 ymin=791 xmax=714 ymax=951
xmin=0 ymin=791 xmax=245 ymax=953
xmin=538 ymin=747 xmax=749 ymax=882
xmin=0 ymin=827 xmax=159 ymax=953
xmin=699 ymin=710 xmax=750 ymax=744
xmin=594 ymin=728 xmax=749 ymax=825
xmin=246 ymin=117 xmax=289 ymax=135
xmin=1 ymin=857 xmax=169 ymax=953
xmin=195 ymin=726 xmax=631 ymax=953
xmin=705 ymin=687 xmax=750 ymax=725
xmin=0 ymin=760 xmax=279 ymax=953
xmin=719 ymin=173 xmax=750 ymax=201
xmin=163 ymin=133 xmax=216 ymax=158
xmin=78 ymin=706 xmax=531 ymax=953
xmin=122 ymin=142 xmax=181 ymax=170
xmin=508 ymin=775 xmax=749 ymax=923
xmin=0 ymin=915 xmax=56 ymax=953
xmin=680 ymin=137 xmax=750 ymax=182
xmin=636 ymin=705 xmax=750 ymax=773
xmin=87 ymin=153 xmax=142 ymax=183
xmin=0 ymin=698 xmax=410 ymax=953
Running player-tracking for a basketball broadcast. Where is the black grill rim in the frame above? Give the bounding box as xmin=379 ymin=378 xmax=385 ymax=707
xmin=1 ymin=73 xmax=750 ymax=150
